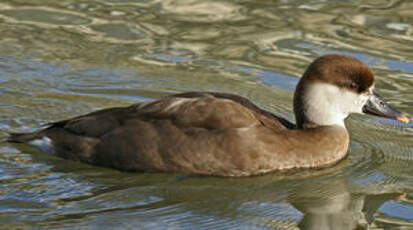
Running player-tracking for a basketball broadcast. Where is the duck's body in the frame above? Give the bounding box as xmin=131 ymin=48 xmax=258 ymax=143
xmin=8 ymin=92 xmax=348 ymax=176
xmin=6 ymin=55 xmax=408 ymax=176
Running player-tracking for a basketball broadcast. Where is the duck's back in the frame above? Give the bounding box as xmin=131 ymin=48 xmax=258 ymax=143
xmin=7 ymin=92 xmax=295 ymax=176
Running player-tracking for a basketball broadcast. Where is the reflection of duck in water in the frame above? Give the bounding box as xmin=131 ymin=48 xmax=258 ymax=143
xmin=6 ymin=55 xmax=409 ymax=176
xmin=288 ymin=179 xmax=406 ymax=230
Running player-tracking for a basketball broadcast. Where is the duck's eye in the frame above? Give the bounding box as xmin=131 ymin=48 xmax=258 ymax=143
xmin=349 ymin=82 xmax=358 ymax=89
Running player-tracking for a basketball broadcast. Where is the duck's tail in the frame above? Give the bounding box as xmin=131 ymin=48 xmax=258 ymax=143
xmin=3 ymin=132 xmax=39 ymax=143
xmin=4 ymin=131 xmax=57 ymax=155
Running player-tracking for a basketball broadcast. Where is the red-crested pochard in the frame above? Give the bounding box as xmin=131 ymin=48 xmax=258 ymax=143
xmin=6 ymin=55 xmax=409 ymax=176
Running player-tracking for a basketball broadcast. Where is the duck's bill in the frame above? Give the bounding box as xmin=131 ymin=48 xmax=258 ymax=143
xmin=362 ymin=91 xmax=410 ymax=123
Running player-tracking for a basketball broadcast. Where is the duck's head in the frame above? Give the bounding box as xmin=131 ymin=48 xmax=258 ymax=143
xmin=294 ymin=54 xmax=409 ymax=129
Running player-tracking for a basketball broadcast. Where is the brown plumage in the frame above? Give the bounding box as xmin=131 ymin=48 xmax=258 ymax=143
xmin=6 ymin=55 xmax=407 ymax=177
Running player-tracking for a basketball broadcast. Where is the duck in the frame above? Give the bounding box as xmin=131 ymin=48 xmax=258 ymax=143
xmin=5 ymin=54 xmax=409 ymax=177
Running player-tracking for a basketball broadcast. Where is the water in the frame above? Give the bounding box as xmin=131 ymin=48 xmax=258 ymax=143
xmin=0 ymin=0 xmax=412 ymax=229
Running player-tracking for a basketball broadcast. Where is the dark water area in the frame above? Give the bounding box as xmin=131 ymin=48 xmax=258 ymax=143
xmin=0 ymin=0 xmax=412 ymax=229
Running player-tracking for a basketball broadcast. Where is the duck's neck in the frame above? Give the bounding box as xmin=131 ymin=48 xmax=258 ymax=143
xmin=298 ymin=120 xmax=346 ymax=130
xmin=294 ymin=82 xmax=348 ymax=129
xmin=258 ymin=125 xmax=350 ymax=172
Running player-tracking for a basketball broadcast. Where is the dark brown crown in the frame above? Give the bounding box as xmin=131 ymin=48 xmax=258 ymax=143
xmin=300 ymin=54 xmax=374 ymax=93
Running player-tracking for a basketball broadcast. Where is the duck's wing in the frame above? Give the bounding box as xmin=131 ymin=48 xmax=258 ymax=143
xmin=8 ymin=92 xmax=294 ymax=141
xmin=44 ymin=106 xmax=143 ymax=137
xmin=172 ymin=92 xmax=296 ymax=130
xmin=6 ymin=92 xmax=294 ymax=168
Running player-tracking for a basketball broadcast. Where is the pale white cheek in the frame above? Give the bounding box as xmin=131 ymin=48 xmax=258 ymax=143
xmin=339 ymin=91 xmax=369 ymax=114
xmin=353 ymin=94 xmax=369 ymax=113
xmin=304 ymin=83 xmax=372 ymax=127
